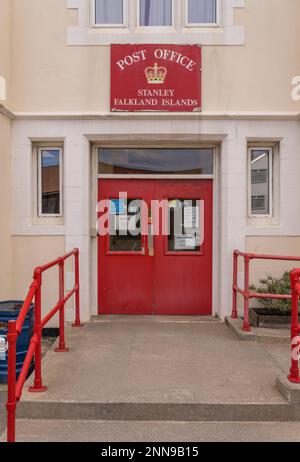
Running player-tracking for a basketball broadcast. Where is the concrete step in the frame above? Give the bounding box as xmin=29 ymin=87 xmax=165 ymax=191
xmin=3 ymin=419 xmax=300 ymax=442
xmin=16 ymin=400 xmax=300 ymax=423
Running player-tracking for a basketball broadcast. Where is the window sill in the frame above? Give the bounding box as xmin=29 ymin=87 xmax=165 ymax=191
xmin=68 ymin=26 xmax=245 ymax=46
xmin=32 ymin=216 xmax=64 ymax=226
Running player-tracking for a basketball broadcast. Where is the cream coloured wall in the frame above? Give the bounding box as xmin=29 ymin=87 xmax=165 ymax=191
xmin=0 ymin=115 xmax=12 ymax=299
xmin=246 ymin=236 xmax=300 ymax=285
xmin=9 ymin=0 xmax=300 ymax=113
xmin=12 ymin=236 xmax=65 ymax=326
xmin=0 ymin=1 xmax=13 ymax=300
xmin=0 ymin=0 xmax=11 ymax=106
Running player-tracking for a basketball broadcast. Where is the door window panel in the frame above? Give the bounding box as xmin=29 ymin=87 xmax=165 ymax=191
xmin=168 ymin=199 xmax=201 ymax=252
xmin=99 ymin=148 xmax=213 ymax=175
xmin=109 ymin=198 xmax=143 ymax=252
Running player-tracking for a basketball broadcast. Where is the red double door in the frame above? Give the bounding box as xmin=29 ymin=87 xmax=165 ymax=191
xmin=98 ymin=179 xmax=212 ymax=315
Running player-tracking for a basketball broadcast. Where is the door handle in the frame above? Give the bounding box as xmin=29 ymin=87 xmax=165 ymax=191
xmin=148 ymin=217 xmax=154 ymax=257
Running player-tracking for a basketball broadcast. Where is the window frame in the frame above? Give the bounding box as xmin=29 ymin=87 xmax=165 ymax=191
xmin=184 ymin=0 xmax=220 ymax=28
xmin=91 ymin=0 xmax=128 ymax=28
xmin=248 ymin=146 xmax=273 ymax=219
xmin=37 ymin=146 xmax=63 ymax=218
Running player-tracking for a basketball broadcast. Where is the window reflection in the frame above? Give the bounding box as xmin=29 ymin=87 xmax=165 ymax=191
xmin=140 ymin=0 xmax=172 ymax=26
xmin=40 ymin=149 xmax=60 ymax=215
xmin=168 ymin=199 xmax=201 ymax=252
xmin=95 ymin=0 xmax=124 ymax=25
xmin=109 ymin=199 xmax=142 ymax=252
xmin=188 ymin=0 xmax=217 ymax=24
xmin=250 ymin=150 xmax=270 ymax=215
xmin=99 ymin=148 xmax=214 ymax=175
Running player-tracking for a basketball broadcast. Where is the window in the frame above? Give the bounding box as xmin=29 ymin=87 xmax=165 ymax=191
xmin=98 ymin=148 xmax=214 ymax=175
xmin=168 ymin=199 xmax=201 ymax=252
xmin=139 ymin=0 xmax=172 ymax=27
xmin=91 ymin=0 xmax=219 ymax=29
xmin=93 ymin=0 xmax=125 ymax=26
xmin=69 ymin=0 xmax=245 ymax=46
xmin=38 ymin=148 xmax=63 ymax=216
xmin=109 ymin=198 xmax=143 ymax=252
xmin=186 ymin=0 xmax=218 ymax=25
xmin=248 ymin=148 xmax=273 ymax=217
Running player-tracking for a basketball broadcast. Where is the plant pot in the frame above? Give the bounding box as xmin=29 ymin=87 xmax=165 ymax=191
xmin=249 ymin=307 xmax=291 ymax=329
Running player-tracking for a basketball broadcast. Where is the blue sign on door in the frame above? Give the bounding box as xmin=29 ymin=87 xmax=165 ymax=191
xmin=110 ymin=199 xmax=126 ymax=215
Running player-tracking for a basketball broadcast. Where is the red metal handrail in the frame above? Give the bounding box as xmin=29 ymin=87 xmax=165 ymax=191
xmin=231 ymin=249 xmax=300 ymax=332
xmin=288 ymin=269 xmax=300 ymax=384
xmin=6 ymin=248 xmax=82 ymax=443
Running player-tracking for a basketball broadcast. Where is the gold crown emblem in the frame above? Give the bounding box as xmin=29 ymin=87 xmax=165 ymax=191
xmin=145 ymin=62 xmax=167 ymax=84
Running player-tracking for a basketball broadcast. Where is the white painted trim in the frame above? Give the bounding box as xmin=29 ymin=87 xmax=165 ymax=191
xmin=12 ymin=111 xmax=300 ymax=121
xmin=38 ymin=147 xmax=63 ymax=217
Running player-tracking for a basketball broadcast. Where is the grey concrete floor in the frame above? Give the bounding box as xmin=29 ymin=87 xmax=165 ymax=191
xmin=0 ymin=317 xmax=298 ymax=443
xmin=0 ymin=385 xmax=6 ymax=436
xmin=3 ymin=419 xmax=300 ymax=442
xmin=21 ymin=317 xmax=287 ymax=405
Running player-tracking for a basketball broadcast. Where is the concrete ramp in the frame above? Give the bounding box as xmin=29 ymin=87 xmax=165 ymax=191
xmin=13 ymin=316 xmax=299 ymax=423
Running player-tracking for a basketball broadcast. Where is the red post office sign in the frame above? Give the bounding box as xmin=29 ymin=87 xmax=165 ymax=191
xmin=111 ymin=44 xmax=201 ymax=113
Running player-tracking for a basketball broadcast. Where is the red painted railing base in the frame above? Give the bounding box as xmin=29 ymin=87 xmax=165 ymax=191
xmin=288 ymin=375 xmax=300 ymax=384
xmin=28 ymin=385 xmax=48 ymax=393
xmin=242 ymin=326 xmax=251 ymax=333
xmin=55 ymin=347 xmax=70 ymax=353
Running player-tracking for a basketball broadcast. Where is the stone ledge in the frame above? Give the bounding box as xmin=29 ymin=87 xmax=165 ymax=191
xmin=276 ymin=374 xmax=300 ymax=404
xmin=225 ymin=316 xmax=290 ymax=344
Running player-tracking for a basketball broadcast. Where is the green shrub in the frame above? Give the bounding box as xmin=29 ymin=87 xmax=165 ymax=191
xmin=249 ymin=271 xmax=295 ymax=315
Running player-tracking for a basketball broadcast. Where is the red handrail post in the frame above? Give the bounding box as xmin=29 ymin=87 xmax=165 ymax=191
xmin=6 ymin=320 xmax=17 ymax=443
xmin=231 ymin=250 xmax=238 ymax=319
xmin=288 ymin=270 xmax=300 ymax=383
xmin=55 ymin=260 xmax=69 ymax=353
xmin=242 ymin=254 xmax=251 ymax=332
xmin=29 ymin=268 xmax=47 ymax=393
xmin=72 ymin=249 xmax=83 ymax=328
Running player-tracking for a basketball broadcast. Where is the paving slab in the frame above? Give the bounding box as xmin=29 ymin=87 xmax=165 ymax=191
xmin=11 ymin=316 xmax=299 ymax=423
xmin=3 ymin=419 xmax=300 ymax=442
xmin=0 ymin=385 xmax=6 ymax=436
xmin=20 ymin=317 xmax=286 ymax=405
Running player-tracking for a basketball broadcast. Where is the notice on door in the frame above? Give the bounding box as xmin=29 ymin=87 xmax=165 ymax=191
xmin=111 ymin=44 xmax=202 ymax=112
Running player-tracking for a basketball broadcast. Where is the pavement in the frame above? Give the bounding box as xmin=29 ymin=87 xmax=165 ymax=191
xmin=0 ymin=385 xmax=6 ymax=436
xmin=0 ymin=316 xmax=299 ymax=442
xmin=3 ymin=419 xmax=300 ymax=442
